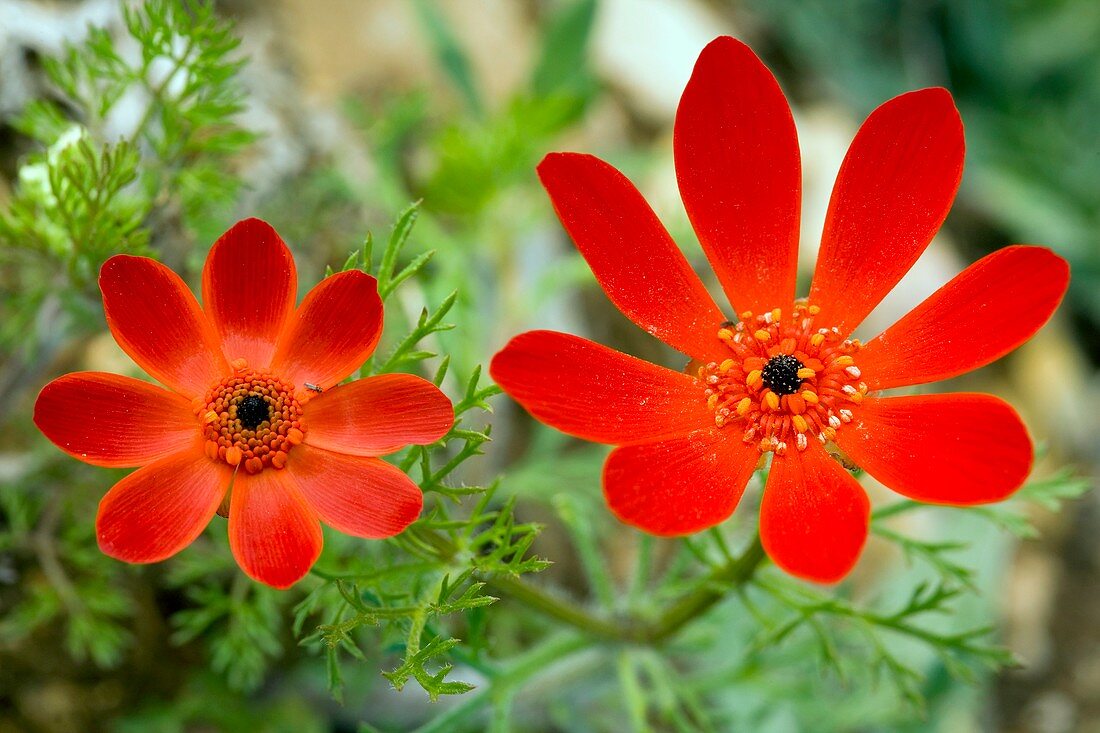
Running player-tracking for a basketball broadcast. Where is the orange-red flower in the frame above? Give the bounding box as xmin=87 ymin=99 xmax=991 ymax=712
xmin=34 ymin=219 xmax=453 ymax=589
xmin=490 ymin=37 xmax=1070 ymax=583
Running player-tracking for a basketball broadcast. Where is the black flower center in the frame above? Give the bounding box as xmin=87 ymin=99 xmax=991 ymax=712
xmin=761 ymin=354 xmax=804 ymax=396
xmin=237 ymin=394 xmax=270 ymax=430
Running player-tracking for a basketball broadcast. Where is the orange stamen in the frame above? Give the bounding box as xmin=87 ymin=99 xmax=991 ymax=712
xmin=199 ymin=369 xmax=305 ymax=474
xmin=697 ymin=303 xmax=867 ymax=454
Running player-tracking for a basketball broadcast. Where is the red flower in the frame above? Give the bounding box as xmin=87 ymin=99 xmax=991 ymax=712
xmin=34 ymin=219 xmax=453 ymax=589
xmin=490 ymin=37 xmax=1069 ymax=583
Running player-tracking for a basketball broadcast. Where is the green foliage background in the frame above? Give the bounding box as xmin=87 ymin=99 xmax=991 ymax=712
xmin=0 ymin=1 xmax=1095 ymax=732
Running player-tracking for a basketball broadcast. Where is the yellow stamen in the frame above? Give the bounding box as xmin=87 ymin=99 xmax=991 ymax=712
xmin=808 ymin=305 xmax=821 ymax=315
xmin=754 ymin=329 xmax=771 ymax=342
xmin=810 ymin=333 xmax=826 ymax=347
xmin=770 ymin=308 xmax=782 ymax=322
xmin=736 ymin=397 xmax=752 ymax=416
xmin=719 ymin=358 xmax=735 ymax=373
xmin=707 ymin=393 xmax=719 ymax=410
xmin=802 ymin=391 xmax=819 ymax=404
xmin=792 ymin=415 xmax=808 ymax=433
xmin=764 ymin=391 xmax=780 ymax=411
xmin=717 ymin=328 xmax=735 ymax=342
xmin=796 ymin=367 xmax=816 ymax=379
xmin=225 ymin=446 xmax=242 ymax=466
xmin=834 ymin=355 xmax=855 ymax=367
xmin=746 ymin=370 xmax=763 ymax=388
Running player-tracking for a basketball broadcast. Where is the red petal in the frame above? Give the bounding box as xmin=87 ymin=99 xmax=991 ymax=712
xmin=303 ymin=374 xmax=453 ymax=456
xmin=674 ymin=36 xmax=801 ymax=315
xmin=833 ymin=394 xmax=1032 ymax=505
xmin=809 ymin=88 xmax=964 ymax=336
xmin=287 ymin=444 xmax=423 ymax=538
xmin=96 ymin=444 xmax=230 ymax=563
xmin=537 ymin=153 xmax=727 ymax=362
xmin=228 ymin=468 xmax=322 ymax=589
xmin=100 ymin=255 xmax=229 ymax=397
xmin=35 ymin=372 xmax=197 ymax=467
xmin=202 ymin=218 xmax=297 ymax=369
xmin=858 ymin=246 xmax=1069 ymax=390
xmin=271 ymin=271 xmax=382 ymax=392
xmin=760 ymin=446 xmax=870 ymax=584
xmin=603 ymin=427 xmax=759 ymax=535
xmin=490 ymin=330 xmax=712 ymax=445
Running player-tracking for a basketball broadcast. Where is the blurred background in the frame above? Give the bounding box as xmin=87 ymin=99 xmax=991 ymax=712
xmin=0 ymin=0 xmax=1097 ymax=731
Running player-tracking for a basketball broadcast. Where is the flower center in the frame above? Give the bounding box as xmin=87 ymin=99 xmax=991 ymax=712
xmin=698 ymin=303 xmax=867 ymax=455
xmin=194 ymin=368 xmax=305 ymax=474
xmin=761 ymin=354 xmax=804 ymax=396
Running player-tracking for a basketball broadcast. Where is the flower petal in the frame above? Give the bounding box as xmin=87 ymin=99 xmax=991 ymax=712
xmin=302 ymin=374 xmax=454 ymax=456
xmin=674 ymin=36 xmax=801 ymax=316
xmin=96 ymin=444 xmax=230 ymax=563
xmin=490 ymin=330 xmax=713 ymax=445
xmin=833 ymin=394 xmax=1032 ymax=505
xmin=603 ymin=427 xmax=759 ymax=535
xmin=202 ymin=218 xmax=297 ymax=369
xmin=35 ymin=372 xmax=197 ymax=467
xmin=271 ymin=270 xmax=383 ymax=392
xmin=760 ymin=445 xmax=870 ymax=584
xmin=537 ymin=152 xmax=727 ymax=362
xmin=808 ymin=88 xmax=964 ymax=337
xmin=228 ymin=468 xmax=322 ymax=589
xmin=287 ymin=444 xmax=423 ymax=538
xmin=100 ymin=255 xmax=229 ymax=397
xmin=857 ymin=246 xmax=1069 ymax=390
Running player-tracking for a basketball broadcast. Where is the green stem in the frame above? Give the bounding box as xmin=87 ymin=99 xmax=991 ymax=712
xmin=484 ymin=573 xmax=638 ymax=642
xmin=486 ymin=533 xmax=766 ymax=645
xmin=643 ymin=535 xmax=766 ymax=644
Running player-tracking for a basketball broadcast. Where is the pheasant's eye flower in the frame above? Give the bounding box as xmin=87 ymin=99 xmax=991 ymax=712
xmin=490 ymin=37 xmax=1070 ymax=584
xmin=34 ymin=219 xmax=454 ymax=589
